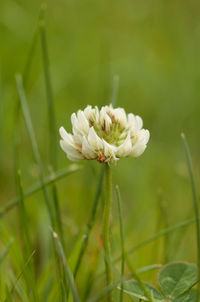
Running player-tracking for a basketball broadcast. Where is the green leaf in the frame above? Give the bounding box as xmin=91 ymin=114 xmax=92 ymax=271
xmin=158 ymin=262 xmax=198 ymax=298
xmin=118 ymin=280 xmax=164 ymax=301
xmin=172 ymin=290 xmax=197 ymax=302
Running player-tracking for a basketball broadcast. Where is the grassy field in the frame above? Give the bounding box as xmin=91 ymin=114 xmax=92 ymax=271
xmin=1 ymin=0 xmax=200 ymax=301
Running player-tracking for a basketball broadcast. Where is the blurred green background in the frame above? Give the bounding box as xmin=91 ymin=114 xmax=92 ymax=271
xmin=0 ymin=0 xmax=200 ymax=299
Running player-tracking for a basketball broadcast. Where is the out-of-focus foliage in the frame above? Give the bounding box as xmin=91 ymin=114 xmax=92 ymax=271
xmin=0 ymin=0 xmax=200 ymax=300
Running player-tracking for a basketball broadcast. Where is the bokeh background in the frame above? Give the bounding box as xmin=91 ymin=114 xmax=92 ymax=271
xmin=1 ymin=0 xmax=200 ymax=300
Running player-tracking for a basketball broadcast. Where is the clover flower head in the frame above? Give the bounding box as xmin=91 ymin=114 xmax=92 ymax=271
xmin=59 ymin=104 xmax=150 ymax=165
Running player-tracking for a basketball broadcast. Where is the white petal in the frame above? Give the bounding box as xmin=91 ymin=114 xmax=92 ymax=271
xmin=103 ymin=139 xmax=117 ymax=160
xmin=130 ymin=143 xmax=147 ymax=157
xmin=59 ymin=127 xmax=73 ymax=142
xmin=71 ymin=113 xmax=80 ymax=135
xmin=135 ymin=115 xmax=143 ymax=130
xmin=88 ymin=127 xmax=103 ymax=150
xmin=77 ymin=110 xmax=90 ymax=134
xmin=82 ymin=136 xmax=96 ymax=159
xmin=114 ymin=108 xmax=127 ymax=125
xmin=60 ymin=140 xmax=83 ymax=160
xmin=137 ymin=129 xmax=150 ymax=145
xmin=83 ymin=105 xmax=92 ymax=119
xmin=128 ymin=113 xmax=143 ymax=130
xmin=100 ymin=107 xmax=112 ymax=131
xmin=117 ymin=132 xmax=132 ymax=157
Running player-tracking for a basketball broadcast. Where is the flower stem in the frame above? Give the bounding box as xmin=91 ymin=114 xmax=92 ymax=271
xmin=102 ymin=163 xmax=113 ymax=302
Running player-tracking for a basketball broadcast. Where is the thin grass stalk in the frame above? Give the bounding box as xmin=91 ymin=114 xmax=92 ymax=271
xmin=102 ymin=163 xmax=113 ymax=302
xmin=0 ymin=238 xmax=14 ymax=265
xmin=8 ymin=250 xmax=36 ymax=298
xmin=51 ymin=230 xmax=80 ymax=302
xmin=157 ymin=191 xmax=169 ymax=263
xmin=73 ymin=165 xmax=104 ymax=278
xmin=125 ymin=254 xmax=153 ymax=302
xmin=13 ymin=30 xmax=38 ymax=191
xmin=0 ymin=165 xmax=80 ymax=218
xmin=39 ymin=5 xmax=65 ymax=252
xmin=115 ymin=185 xmax=125 ymax=302
xmin=113 ymin=217 xmax=198 ymax=264
xmin=16 ymin=74 xmax=55 ymax=227
xmin=182 ymin=133 xmax=200 ymax=302
xmin=17 ymin=170 xmax=38 ymax=302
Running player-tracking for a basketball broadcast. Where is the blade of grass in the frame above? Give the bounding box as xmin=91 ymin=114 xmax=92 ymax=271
xmin=156 ymin=190 xmax=169 ymax=263
xmin=110 ymin=75 xmax=119 ymax=107
xmin=0 ymin=165 xmax=81 ymax=218
xmin=125 ymin=254 xmax=153 ymax=302
xmin=8 ymin=250 xmax=36 ymax=298
xmin=39 ymin=4 xmax=65 ymax=253
xmin=182 ymin=133 xmax=200 ymax=302
xmin=88 ymin=276 xmax=129 ymax=302
xmin=13 ymin=28 xmax=38 ymax=191
xmin=16 ymin=74 xmax=55 ymax=227
xmin=73 ymin=165 xmax=104 ymax=278
xmin=114 ymin=187 xmax=153 ymax=302
xmin=115 ymin=185 xmax=125 ymax=302
xmin=51 ymin=229 xmax=80 ymax=302
xmin=16 ymin=74 xmax=68 ymax=300
xmin=89 ymin=270 xmax=158 ymax=302
xmin=0 ymin=238 xmax=14 ymax=265
xmin=126 ymin=217 xmax=197 ymax=257
xmin=17 ymin=170 xmax=38 ymax=302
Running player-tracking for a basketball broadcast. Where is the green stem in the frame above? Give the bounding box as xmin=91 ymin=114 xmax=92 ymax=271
xmin=102 ymin=164 xmax=113 ymax=302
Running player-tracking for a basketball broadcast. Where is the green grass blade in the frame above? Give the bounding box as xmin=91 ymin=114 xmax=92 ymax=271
xmin=115 ymin=186 xmax=153 ymax=302
xmin=88 ymin=276 xmax=128 ymax=302
xmin=157 ymin=191 xmax=169 ymax=263
xmin=127 ymin=217 xmax=197 ymax=257
xmin=0 ymin=238 xmax=14 ymax=265
xmin=9 ymin=250 xmax=36 ymax=297
xmin=16 ymin=74 xmax=55 ymax=227
xmin=98 ymin=218 xmax=197 ymax=278
xmin=73 ymin=165 xmax=104 ymax=278
xmin=39 ymin=5 xmax=66 ymax=253
xmin=13 ymin=28 xmax=38 ymax=191
xmin=137 ymin=264 xmax=161 ymax=274
xmin=17 ymin=170 xmax=38 ymax=302
xmin=110 ymin=75 xmax=119 ymax=107
xmin=182 ymin=133 xmax=200 ymax=302
xmin=115 ymin=185 xmax=125 ymax=302
xmin=0 ymin=165 xmax=81 ymax=218
xmin=125 ymin=254 xmax=153 ymax=302
xmin=51 ymin=230 xmax=80 ymax=302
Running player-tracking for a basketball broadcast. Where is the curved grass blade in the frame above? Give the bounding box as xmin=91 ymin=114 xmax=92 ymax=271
xmin=16 ymin=74 xmax=55 ymax=227
xmin=115 ymin=185 xmax=125 ymax=302
xmin=0 ymin=165 xmax=81 ymax=218
xmin=182 ymin=133 xmax=200 ymax=302
xmin=51 ymin=230 xmax=80 ymax=302
xmin=126 ymin=217 xmax=197 ymax=258
xmin=125 ymin=251 xmax=153 ymax=302
xmin=13 ymin=28 xmax=38 ymax=192
xmin=0 ymin=238 xmax=14 ymax=266
xmin=8 ymin=250 xmax=36 ymax=298
xmin=137 ymin=264 xmax=161 ymax=274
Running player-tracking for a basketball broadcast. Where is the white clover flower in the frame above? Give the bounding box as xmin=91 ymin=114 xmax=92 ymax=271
xmin=59 ymin=104 xmax=150 ymax=165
